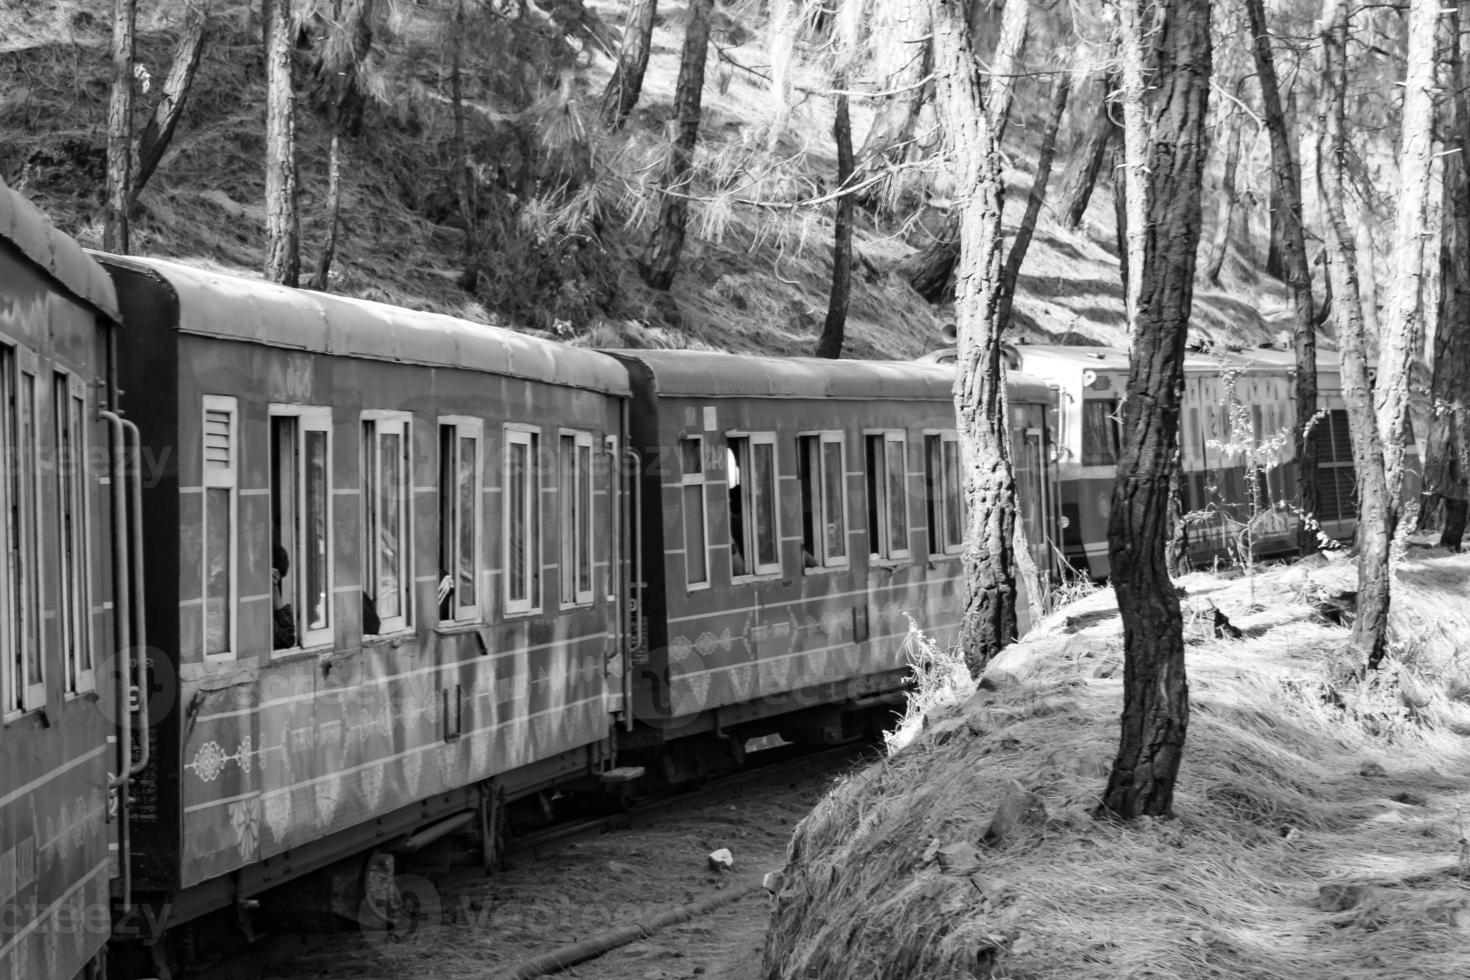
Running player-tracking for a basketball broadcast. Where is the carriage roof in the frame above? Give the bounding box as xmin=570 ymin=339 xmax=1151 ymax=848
xmin=1012 ymin=343 xmax=1341 ymax=376
xmin=0 ymin=177 xmax=119 ymax=321
xmin=98 ymin=254 xmax=631 ymax=396
xmin=605 ymin=349 xmax=1056 ymax=405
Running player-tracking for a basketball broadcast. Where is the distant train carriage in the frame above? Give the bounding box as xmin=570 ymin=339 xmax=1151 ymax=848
xmin=99 ymin=255 xmax=634 ymax=962
xmin=0 ymin=181 xmax=124 ymax=979
xmin=608 ymin=351 xmax=1059 ymax=775
xmin=1009 ymin=343 xmax=1359 ymax=578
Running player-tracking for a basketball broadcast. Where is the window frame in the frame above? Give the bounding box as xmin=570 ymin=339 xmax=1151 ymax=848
xmin=678 ymin=435 xmax=710 ymax=591
xmin=864 ymin=429 xmax=912 ymax=562
xmin=271 ymin=405 xmax=336 ymax=653
xmin=728 ymin=431 xmax=782 ymax=579
xmin=602 ymin=435 xmax=619 ymax=601
xmin=503 ymin=424 xmax=542 ymax=616
xmin=558 ymin=428 xmax=596 ymax=608
xmin=1081 ymin=398 xmax=1121 ymax=467
xmin=55 ymin=372 xmax=95 ymax=694
xmin=923 ymin=430 xmax=965 ymax=558
xmin=1 ymin=342 xmax=45 ymax=718
xmin=16 ymin=349 xmax=43 ymax=713
xmin=361 ymin=410 xmax=410 ymax=637
xmin=797 ymin=431 xmax=850 ymax=571
xmin=438 ymin=416 xmax=484 ymax=625
xmin=202 ymin=395 xmax=240 ymax=663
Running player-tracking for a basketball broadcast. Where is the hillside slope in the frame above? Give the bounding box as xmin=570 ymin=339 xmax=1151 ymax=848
xmin=1 ymin=0 xmax=1290 ymax=355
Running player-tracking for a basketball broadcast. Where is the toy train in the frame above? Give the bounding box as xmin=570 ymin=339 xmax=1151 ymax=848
xmin=0 ymin=176 xmax=1371 ymax=979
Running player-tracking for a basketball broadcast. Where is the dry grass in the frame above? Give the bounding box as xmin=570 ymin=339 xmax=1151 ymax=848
xmin=764 ymin=550 xmax=1470 ymax=979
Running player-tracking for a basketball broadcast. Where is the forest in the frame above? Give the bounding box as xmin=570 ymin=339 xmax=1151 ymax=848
xmin=5 ymin=0 xmax=1468 ymax=842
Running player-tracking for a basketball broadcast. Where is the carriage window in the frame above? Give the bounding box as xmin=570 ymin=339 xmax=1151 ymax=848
xmin=2 ymin=347 xmax=44 ymax=714
xmin=866 ymin=432 xmax=910 ymax=560
xmin=57 ymin=374 xmax=93 ymax=692
xmin=438 ymin=418 xmax=482 ymax=623
xmin=1082 ymin=400 xmax=1120 ymax=466
xmin=797 ymin=433 xmax=849 ymax=569
xmin=362 ymin=413 xmax=409 ymax=634
xmin=924 ymin=432 xmax=964 ymax=557
xmin=680 ymin=437 xmax=708 ymax=587
xmin=559 ymin=431 xmax=594 ymax=606
xmin=202 ymin=396 xmax=237 ymax=661
xmin=603 ymin=436 xmax=618 ymax=600
xmin=728 ymin=434 xmax=780 ymax=577
xmin=505 ymin=426 xmax=542 ymax=614
xmin=273 ymin=407 xmax=333 ymax=650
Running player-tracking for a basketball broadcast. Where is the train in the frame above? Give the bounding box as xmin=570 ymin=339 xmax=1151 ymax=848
xmin=0 ymin=176 xmax=1372 ymax=979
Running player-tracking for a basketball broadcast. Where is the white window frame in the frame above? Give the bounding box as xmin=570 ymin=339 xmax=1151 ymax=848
xmin=603 ymin=435 xmax=619 ymax=601
xmin=558 ymin=429 xmax=595 ymax=608
xmin=680 ymin=435 xmax=710 ymax=590
xmin=865 ymin=430 xmax=912 ymax=562
xmin=797 ymin=431 xmax=850 ymax=570
xmin=1 ymin=341 xmax=45 ymax=718
xmin=729 ymin=431 xmax=782 ymax=579
xmin=272 ymin=406 xmax=336 ymax=652
xmin=438 ymin=416 xmax=484 ymax=625
xmin=202 ymin=395 xmax=240 ymax=663
xmin=17 ymin=349 xmax=44 ymax=712
xmin=56 ymin=372 xmax=95 ymax=694
xmin=503 ymin=424 xmax=542 ymax=616
xmin=924 ymin=430 xmax=964 ymax=558
xmin=361 ymin=410 xmax=410 ymax=636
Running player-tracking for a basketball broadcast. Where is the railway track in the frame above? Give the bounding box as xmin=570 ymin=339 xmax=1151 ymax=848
xmin=190 ymin=741 xmax=872 ymax=980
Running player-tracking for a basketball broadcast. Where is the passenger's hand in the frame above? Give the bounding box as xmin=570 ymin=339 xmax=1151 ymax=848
xmin=437 ymin=575 xmax=453 ymax=604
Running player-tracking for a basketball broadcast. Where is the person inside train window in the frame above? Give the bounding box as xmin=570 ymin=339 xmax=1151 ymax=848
xmin=437 ymin=572 xmax=454 ymax=621
xmin=272 ymin=545 xmax=297 ymax=650
xmin=727 ymin=447 xmax=747 ymax=576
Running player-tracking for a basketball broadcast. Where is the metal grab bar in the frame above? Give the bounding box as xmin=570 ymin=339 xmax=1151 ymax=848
xmin=101 ymin=410 xmax=132 ymax=791
xmin=120 ymin=416 xmax=149 ymax=777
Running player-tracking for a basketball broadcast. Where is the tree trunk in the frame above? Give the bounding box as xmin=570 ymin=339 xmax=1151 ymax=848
xmin=308 ymin=133 xmax=342 ymax=290
xmin=1112 ymin=142 xmax=1128 ymax=296
xmin=601 ymin=0 xmax=657 ymax=130
xmin=263 ymin=0 xmax=300 ymax=286
xmin=902 ymin=0 xmax=1027 ymax=306
xmin=451 ymin=0 xmax=478 ymax=290
xmin=1317 ymin=0 xmax=1392 ymax=669
xmin=1430 ymin=0 xmax=1470 ymax=546
xmin=1166 ymin=450 xmax=1191 ymax=576
xmin=853 ymin=0 xmax=928 ymax=206
xmin=130 ymin=0 xmax=209 ymax=206
xmin=928 ymin=0 xmax=1020 ymax=672
xmin=1202 ymin=82 xmax=1242 ymax=285
xmin=815 ymin=87 xmax=854 ymax=359
xmin=1265 ymin=188 xmax=1285 ymax=281
xmin=639 ymin=0 xmax=713 ymax=290
xmin=995 ymin=70 xmax=1070 ymax=334
xmin=1098 ymin=0 xmax=1211 ymax=821
xmin=1244 ymin=0 xmax=1318 ymax=557
xmin=105 ymin=0 xmax=136 ymax=253
xmin=1058 ymin=74 xmax=1116 ymax=231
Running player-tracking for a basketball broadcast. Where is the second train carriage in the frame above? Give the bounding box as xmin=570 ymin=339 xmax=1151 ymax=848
xmin=607 ymin=350 xmax=1060 ymax=766
xmin=0 ymin=180 xmax=126 ymax=980
xmin=99 ymin=254 xmax=634 ymax=957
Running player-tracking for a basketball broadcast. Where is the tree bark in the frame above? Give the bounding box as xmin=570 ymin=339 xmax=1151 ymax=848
xmin=130 ymin=0 xmax=209 ymax=207
xmin=995 ymin=70 xmax=1070 ymax=334
xmin=601 ymin=0 xmax=657 ymax=130
xmin=263 ymin=0 xmax=300 ymax=287
xmin=1058 ymin=73 xmax=1116 ymax=231
xmin=902 ymin=0 xmax=1028 ymax=304
xmin=853 ymin=0 xmax=928 ymax=205
xmin=105 ymin=0 xmax=137 ymax=253
xmin=1317 ymin=0 xmax=1392 ymax=669
xmin=639 ymin=0 xmax=713 ymax=290
xmin=928 ymin=0 xmax=1020 ymax=672
xmin=306 ymin=0 xmax=373 ymax=291
xmin=815 ymin=87 xmax=854 ymax=359
xmin=451 ymin=0 xmax=478 ymax=290
xmin=1244 ymin=0 xmax=1318 ymax=557
xmin=309 ymin=132 xmax=342 ymax=290
xmin=1201 ymin=82 xmax=1242 ymax=285
xmin=1099 ymin=0 xmax=1211 ymax=821
xmin=1112 ymin=142 xmax=1128 ymax=296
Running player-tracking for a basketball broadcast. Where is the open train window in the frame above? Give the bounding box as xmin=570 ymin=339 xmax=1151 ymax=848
xmin=797 ymin=432 xmax=849 ymax=570
xmin=603 ymin=435 xmax=618 ymax=601
xmin=924 ymin=432 xmax=964 ymax=557
xmin=865 ymin=431 xmax=910 ymax=561
xmin=273 ymin=407 xmax=334 ymax=651
xmin=728 ymin=433 xmax=780 ymax=578
xmin=57 ymin=373 xmax=94 ymax=693
xmin=1081 ymin=400 xmax=1120 ymax=466
xmin=362 ymin=412 xmax=410 ymax=635
xmin=438 ymin=418 xmax=483 ymax=624
xmin=202 ymin=395 xmax=238 ymax=662
xmin=1 ymin=345 xmax=44 ymax=715
xmin=504 ymin=425 xmax=542 ymax=615
xmin=559 ymin=430 xmax=595 ymax=606
xmin=679 ymin=436 xmax=709 ymax=588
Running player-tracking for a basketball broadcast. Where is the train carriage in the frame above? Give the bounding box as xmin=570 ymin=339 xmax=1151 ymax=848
xmin=99 ymin=256 xmax=633 ymax=957
xmin=607 ymin=350 xmax=1059 ymax=770
xmin=0 ymin=181 xmax=124 ymax=980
